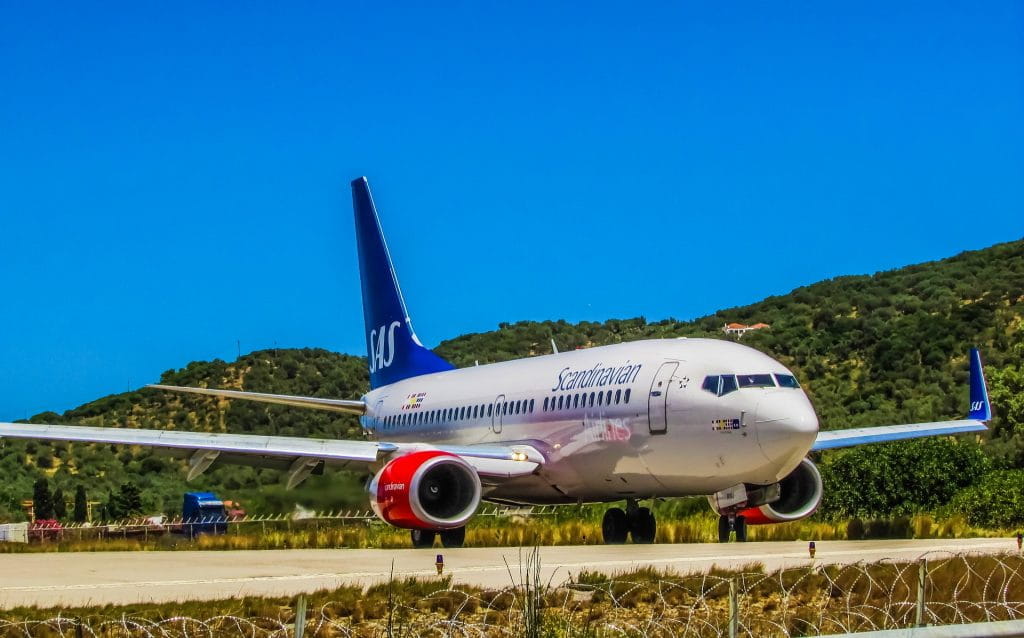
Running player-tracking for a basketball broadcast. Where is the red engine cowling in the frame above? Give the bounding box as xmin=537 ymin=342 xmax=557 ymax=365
xmin=739 ymin=458 xmax=823 ymax=525
xmin=368 ymin=450 xmax=482 ymax=530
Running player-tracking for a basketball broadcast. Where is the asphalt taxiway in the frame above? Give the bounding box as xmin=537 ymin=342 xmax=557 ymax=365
xmin=0 ymin=537 xmax=1014 ymax=609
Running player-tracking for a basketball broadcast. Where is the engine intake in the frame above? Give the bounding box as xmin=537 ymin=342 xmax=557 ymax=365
xmin=368 ymin=450 xmax=482 ymax=530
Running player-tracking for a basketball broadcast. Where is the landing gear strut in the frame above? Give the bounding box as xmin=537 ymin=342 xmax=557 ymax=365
xmin=411 ymin=526 xmax=467 ymax=548
xmin=411 ymin=528 xmax=436 ymax=548
xmin=602 ymin=500 xmax=657 ymax=544
xmin=717 ymin=514 xmax=747 ymax=542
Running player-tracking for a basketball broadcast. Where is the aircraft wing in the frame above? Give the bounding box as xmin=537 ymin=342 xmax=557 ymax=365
xmin=812 ymin=419 xmax=987 ymax=451
xmin=811 ymin=348 xmax=991 ymax=452
xmin=0 ymin=422 xmax=541 ymax=485
xmin=147 ymin=384 xmax=367 ymax=415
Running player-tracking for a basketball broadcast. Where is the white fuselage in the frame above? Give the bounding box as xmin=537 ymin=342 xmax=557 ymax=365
xmin=361 ymin=338 xmax=819 ymax=504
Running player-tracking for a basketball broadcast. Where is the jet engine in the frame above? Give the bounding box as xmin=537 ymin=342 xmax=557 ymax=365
xmin=738 ymin=458 xmax=823 ymax=525
xmin=368 ymin=450 xmax=482 ymax=530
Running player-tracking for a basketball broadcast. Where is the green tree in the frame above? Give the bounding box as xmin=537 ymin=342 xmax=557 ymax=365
xmin=819 ymin=438 xmax=990 ymax=519
xmin=112 ymin=482 xmax=143 ymax=518
xmin=52 ymin=487 xmax=67 ymax=520
xmin=32 ymin=477 xmax=54 ymax=520
xmin=73 ymin=485 xmax=88 ymax=523
xmin=951 ymin=470 xmax=1024 ymax=527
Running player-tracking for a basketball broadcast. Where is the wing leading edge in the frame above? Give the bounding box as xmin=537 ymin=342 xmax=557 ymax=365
xmin=0 ymin=422 xmax=541 ymax=483
xmin=811 ymin=348 xmax=991 ymax=451
xmin=147 ymin=384 xmax=367 ymax=415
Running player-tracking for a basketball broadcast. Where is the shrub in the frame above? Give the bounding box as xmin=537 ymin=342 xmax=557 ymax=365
xmin=951 ymin=470 xmax=1024 ymax=528
xmin=846 ymin=518 xmax=865 ymax=540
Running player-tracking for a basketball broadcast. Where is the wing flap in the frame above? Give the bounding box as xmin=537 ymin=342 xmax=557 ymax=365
xmin=147 ymin=385 xmax=366 ymax=415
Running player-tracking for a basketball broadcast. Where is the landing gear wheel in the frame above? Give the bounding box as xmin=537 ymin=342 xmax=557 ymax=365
xmin=440 ymin=526 xmax=466 ymax=548
xmin=717 ymin=515 xmax=731 ymax=543
xmin=734 ymin=516 xmax=748 ymax=542
xmin=602 ymin=508 xmax=629 ymax=544
xmin=629 ymin=507 xmax=657 ymax=544
xmin=411 ymin=528 xmax=436 ymax=548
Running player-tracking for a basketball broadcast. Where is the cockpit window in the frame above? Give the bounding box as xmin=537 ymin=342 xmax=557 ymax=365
xmin=701 ymin=374 xmax=739 ymax=397
xmin=775 ymin=373 xmax=800 ymax=388
xmin=737 ymin=373 xmax=776 ymax=388
xmin=720 ymin=374 xmax=738 ymax=395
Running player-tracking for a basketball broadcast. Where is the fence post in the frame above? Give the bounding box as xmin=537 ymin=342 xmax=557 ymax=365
xmin=729 ymin=578 xmax=738 ymax=638
xmin=294 ymin=594 xmax=307 ymax=638
xmin=915 ymin=558 xmax=927 ymax=627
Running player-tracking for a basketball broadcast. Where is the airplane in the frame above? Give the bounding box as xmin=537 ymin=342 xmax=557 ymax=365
xmin=0 ymin=177 xmax=992 ymax=548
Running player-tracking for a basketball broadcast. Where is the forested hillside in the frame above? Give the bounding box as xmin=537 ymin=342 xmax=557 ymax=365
xmin=2 ymin=239 xmax=1022 ymax=522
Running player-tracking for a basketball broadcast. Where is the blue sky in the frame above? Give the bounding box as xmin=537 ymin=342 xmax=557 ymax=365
xmin=1 ymin=2 xmax=1022 ymax=420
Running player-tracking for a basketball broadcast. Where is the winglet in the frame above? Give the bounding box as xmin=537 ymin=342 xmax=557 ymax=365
xmin=968 ymin=348 xmax=991 ymax=421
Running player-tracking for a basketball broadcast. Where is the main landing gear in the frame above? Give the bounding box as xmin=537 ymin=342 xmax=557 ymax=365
xmin=411 ymin=526 xmax=466 ymax=549
xmin=601 ymin=500 xmax=657 ymax=544
xmin=717 ymin=514 xmax=747 ymax=543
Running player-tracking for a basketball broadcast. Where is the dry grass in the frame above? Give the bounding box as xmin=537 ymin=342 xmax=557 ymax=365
xmin=0 ymin=513 xmax=1007 ymax=554
xmin=2 ymin=552 xmax=1023 ymax=636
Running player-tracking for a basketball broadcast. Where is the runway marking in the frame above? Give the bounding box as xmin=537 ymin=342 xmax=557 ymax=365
xmin=0 ymin=541 xmax=1007 ymax=595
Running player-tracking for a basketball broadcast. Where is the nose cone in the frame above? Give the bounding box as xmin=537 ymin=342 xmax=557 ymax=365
xmin=754 ymin=391 xmax=819 ymax=476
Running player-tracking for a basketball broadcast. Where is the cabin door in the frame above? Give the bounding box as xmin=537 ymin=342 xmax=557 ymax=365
xmin=648 ymin=362 xmax=679 ymax=435
xmin=492 ymin=394 xmax=505 ymax=434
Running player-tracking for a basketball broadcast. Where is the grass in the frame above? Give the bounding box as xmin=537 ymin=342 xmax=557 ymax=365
xmin=1 ymin=552 xmax=1023 ymax=636
xmin=0 ymin=512 xmax=1010 ymax=554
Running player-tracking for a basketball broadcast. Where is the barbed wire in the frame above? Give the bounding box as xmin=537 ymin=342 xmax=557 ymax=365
xmin=0 ymin=551 xmax=1021 ymax=637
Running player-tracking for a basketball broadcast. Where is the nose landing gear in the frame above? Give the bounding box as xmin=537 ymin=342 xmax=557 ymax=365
xmin=717 ymin=514 xmax=747 ymax=542
xmin=601 ymin=500 xmax=657 ymax=544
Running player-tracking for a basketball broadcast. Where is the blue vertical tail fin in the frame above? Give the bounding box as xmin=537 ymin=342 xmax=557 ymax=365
xmin=967 ymin=348 xmax=991 ymax=421
xmin=351 ymin=177 xmax=454 ymax=389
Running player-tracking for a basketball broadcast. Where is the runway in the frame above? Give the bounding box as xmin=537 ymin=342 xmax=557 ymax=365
xmin=0 ymin=537 xmax=1014 ymax=609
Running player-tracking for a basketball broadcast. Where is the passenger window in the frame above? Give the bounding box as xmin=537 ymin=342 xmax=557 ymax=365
xmin=606 ymin=390 xmax=613 ymax=405
xmin=597 ymin=392 xmax=603 ymax=406
xmin=572 ymin=394 xmax=579 ymax=409
xmin=589 ymin=392 xmax=595 ymax=407
xmin=624 ymin=389 xmax=631 ymax=403
xmin=615 ymin=389 xmax=621 ymax=404
xmin=487 ymin=404 xmax=493 ymax=417
xmin=737 ymin=374 xmax=776 ymax=388
xmin=775 ymin=374 xmax=800 ymax=388
xmin=543 ymin=397 xmax=549 ymax=411
xmin=557 ymin=396 xmax=564 ymax=410
xmin=529 ymin=399 xmax=535 ymax=413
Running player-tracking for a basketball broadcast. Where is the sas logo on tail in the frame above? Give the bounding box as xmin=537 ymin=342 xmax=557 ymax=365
xmin=369 ymin=321 xmax=401 ymax=372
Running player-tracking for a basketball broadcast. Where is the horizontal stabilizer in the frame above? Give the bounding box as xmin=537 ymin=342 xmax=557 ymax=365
xmin=147 ymin=385 xmax=366 ymax=415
